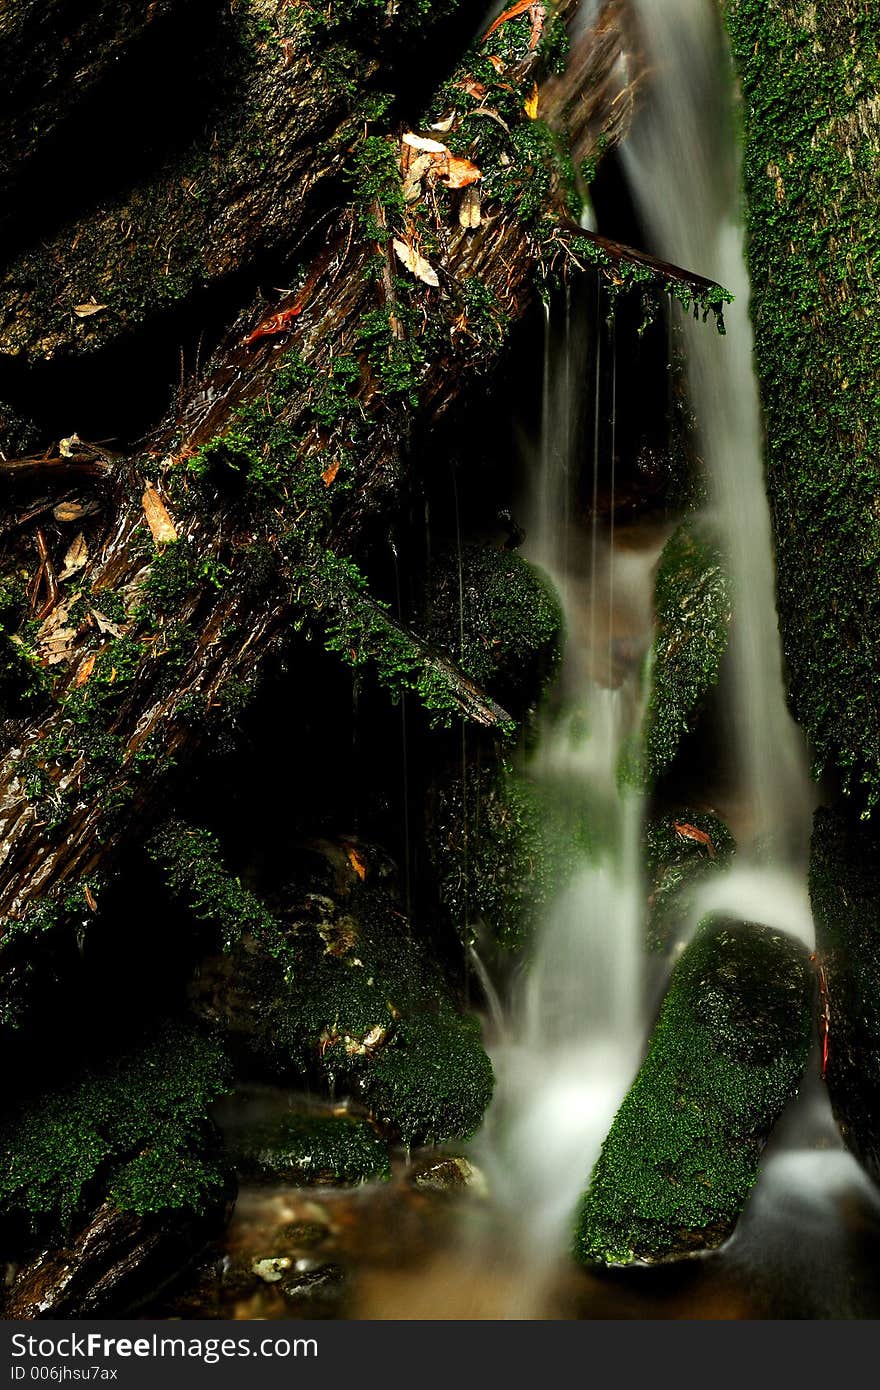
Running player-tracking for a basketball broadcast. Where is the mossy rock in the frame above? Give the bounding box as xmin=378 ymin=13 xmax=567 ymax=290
xmin=810 ymin=806 xmax=880 ymax=1181
xmin=643 ymin=523 xmax=730 ymax=781
xmin=576 ymin=917 xmax=812 ymax=1265
xmin=420 ymin=545 xmax=563 ymax=714
xmin=645 ymin=810 xmax=736 ymax=953
xmin=0 ymin=1023 xmax=233 ymax=1244
xmin=724 ymin=2 xmax=880 ymax=813
xmin=429 ymin=760 xmax=592 ymax=953
xmin=154 ymin=822 xmax=495 ymax=1146
xmin=229 ymin=1113 xmax=390 ymax=1185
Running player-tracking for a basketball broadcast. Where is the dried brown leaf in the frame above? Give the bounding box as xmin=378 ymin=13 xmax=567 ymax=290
xmin=392 ymin=238 xmax=440 ymax=288
xmin=402 ymin=131 xmax=448 ymax=154
xmin=321 ymin=460 xmax=340 ymax=488
xmin=142 ymin=482 xmax=178 ymax=546
xmin=438 ymin=155 xmax=482 ymax=189
xmin=59 ymin=532 xmax=88 ymax=580
xmin=73 ymin=302 xmax=107 ymax=318
xmin=459 ymin=185 xmax=482 ymax=229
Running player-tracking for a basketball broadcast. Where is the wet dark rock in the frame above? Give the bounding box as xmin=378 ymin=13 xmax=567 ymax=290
xmin=279 ymin=1260 xmax=347 ymax=1313
xmin=411 ymin=1156 xmax=483 ymax=1194
xmin=576 ymin=917 xmax=812 ymax=1265
xmin=1 ymin=1199 xmax=226 ymax=1318
xmin=810 ymin=806 xmax=880 ymax=1181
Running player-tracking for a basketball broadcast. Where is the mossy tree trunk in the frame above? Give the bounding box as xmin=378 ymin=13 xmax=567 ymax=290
xmin=723 ymin=0 xmax=880 ymax=813
xmin=0 ymin=2 xmax=637 ymax=983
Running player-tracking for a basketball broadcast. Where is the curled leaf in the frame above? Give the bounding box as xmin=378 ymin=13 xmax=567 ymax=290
xmin=59 ymin=532 xmax=88 ymax=580
xmin=402 ymin=131 xmax=448 ymax=154
xmin=438 ymin=155 xmax=482 ymax=190
xmin=142 ymin=482 xmax=178 ymax=546
xmin=524 ymin=83 xmax=539 ymax=120
xmin=346 ymin=846 xmax=367 ymax=881
xmin=321 ymin=460 xmax=340 ymax=488
xmin=75 ymin=652 xmax=97 ymax=688
xmin=483 ymin=0 xmax=537 ymax=41
xmin=393 ymin=238 xmax=440 ymax=288
xmin=73 ymin=301 xmax=108 ymax=318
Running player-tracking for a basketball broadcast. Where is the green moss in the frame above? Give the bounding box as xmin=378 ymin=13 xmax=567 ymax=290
xmin=347 ymin=135 xmax=406 ymax=242
xmin=0 ymin=578 xmax=49 ymax=718
xmin=169 ymin=830 xmax=495 ymax=1146
xmin=0 ymin=1024 xmax=232 ymax=1235
xmin=430 ymin=762 xmax=591 ymax=952
xmin=642 ymin=523 xmax=731 ymax=781
xmin=421 ymin=546 xmax=563 ymax=712
xmin=230 ymin=1113 xmax=390 ymax=1185
xmin=576 ymin=918 xmax=812 ymax=1265
xmin=561 ymin=235 xmax=733 ymax=332
xmin=644 ymin=810 xmax=736 ymax=952
xmin=723 ymin=1 xmax=880 ymax=813
xmin=0 ymin=877 xmax=105 ymax=1035
xmin=148 ymin=819 xmax=280 ymax=954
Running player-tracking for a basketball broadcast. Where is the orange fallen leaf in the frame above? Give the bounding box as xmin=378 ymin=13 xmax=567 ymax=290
xmin=456 ymin=78 xmax=487 ymax=100
xmin=438 ymin=155 xmax=482 ymax=189
xmin=524 ymin=82 xmax=539 ymax=119
xmin=321 ymin=460 xmax=340 ymax=487
xmin=142 ymin=482 xmax=178 ymax=546
xmin=347 ymin=847 xmax=367 ymax=881
xmin=84 ymin=884 xmax=98 ymax=911
xmin=74 ymin=652 xmax=97 ymax=688
xmin=482 ymin=0 xmax=538 ymax=43
xmin=673 ymin=822 xmax=716 ymax=860
xmin=487 ymin=54 xmax=507 ymax=73
xmin=59 ymin=531 xmax=88 ymax=580
xmin=244 ymin=301 xmax=305 ymax=346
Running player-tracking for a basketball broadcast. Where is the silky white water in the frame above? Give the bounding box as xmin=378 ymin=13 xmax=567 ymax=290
xmin=473 ymin=305 xmax=658 ymax=1303
xmin=472 ymin=0 xmax=819 ymax=1301
xmin=624 ymin=0 xmax=814 ymax=904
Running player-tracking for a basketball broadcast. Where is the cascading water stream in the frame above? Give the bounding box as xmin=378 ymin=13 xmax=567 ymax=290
xmin=623 ymin=0 xmax=814 ymax=901
xmin=473 ymin=298 xmax=660 ymax=1309
xmin=473 ymin=0 xmax=821 ymax=1305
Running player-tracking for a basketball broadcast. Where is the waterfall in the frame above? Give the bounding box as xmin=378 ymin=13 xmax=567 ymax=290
xmin=623 ymin=0 xmax=814 ymax=881
xmin=474 ymin=299 xmax=659 ymax=1306
xmin=471 ymin=0 xmax=819 ymax=1303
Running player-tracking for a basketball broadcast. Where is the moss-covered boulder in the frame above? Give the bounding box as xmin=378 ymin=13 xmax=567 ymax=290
xmin=0 ymin=1023 xmax=233 ymax=1245
xmin=151 ymin=822 xmax=494 ymax=1146
xmin=724 ymin=1 xmax=880 ymax=814
xmin=810 ymin=806 xmax=880 ymax=1181
xmin=420 ymin=545 xmax=563 ymax=715
xmin=643 ymin=523 xmax=730 ymax=781
xmin=429 ymin=761 xmax=590 ymax=953
xmin=645 ymin=809 xmax=736 ymax=952
xmin=229 ymin=1113 xmax=390 ymax=1186
xmin=576 ymin=918 xmax=812 ymax=1265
